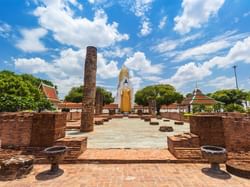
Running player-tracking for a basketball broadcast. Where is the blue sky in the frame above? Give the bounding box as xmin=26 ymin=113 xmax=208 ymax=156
xmin=0 ymin=0 xmax=250 ymax=99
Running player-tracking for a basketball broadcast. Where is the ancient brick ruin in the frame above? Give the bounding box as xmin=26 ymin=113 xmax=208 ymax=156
xmin=81 ymin=46 xmax=97 ymax=132
xmin=167 ymin=113 xmax=250 ymax=159
xmin=0 ymin=112 xmax=66 ymax=148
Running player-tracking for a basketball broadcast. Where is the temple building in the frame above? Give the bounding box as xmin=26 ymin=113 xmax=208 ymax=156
xmin=39 ymin=82 xmax=61 ymax=109
xmin=181 ymin=88 xmax=221 ymax=112
xmin=115 ymin=66 xmax=134 ymax=113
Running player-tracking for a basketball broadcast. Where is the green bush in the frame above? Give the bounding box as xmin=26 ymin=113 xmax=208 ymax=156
xmin=224 ymin=103 xmax=245 ymax=113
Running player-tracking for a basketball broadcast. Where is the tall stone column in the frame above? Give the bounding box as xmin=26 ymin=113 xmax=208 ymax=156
xmin=80 ymin=46 xmax=97 ymax=132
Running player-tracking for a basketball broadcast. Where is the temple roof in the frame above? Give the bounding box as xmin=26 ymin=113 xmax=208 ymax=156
xmin=39 ymin=82 xmax=60 ymax=103
xmin=181 ymin=88 xmax=219 ymax=106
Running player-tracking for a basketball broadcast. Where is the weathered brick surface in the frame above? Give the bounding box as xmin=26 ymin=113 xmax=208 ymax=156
xmin=66 ymin=112 xmax=81 ymax=121
xmin=30 ymin=113 xmax=66 ymax=147
xmin=0 ymin=113 xmax=33 ymax=148
xmin=55 ymin=137 xmax=87 ymax=160
xmin=161 ymin=112 xmax=189 ymax=122
xmin=81 ymin=46 xmax=97 ymax=132
xmin=190 ymin=115 xmax=225 ymax=146
xmin=0 ymin=112 xmax=66 ymax=148
xmin=222 ymin=117 xmax=250 ymax=152
xmin=167 ymin=133 xmax=199 ymax=155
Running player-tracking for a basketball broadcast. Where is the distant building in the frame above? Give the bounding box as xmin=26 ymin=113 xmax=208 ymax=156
xmin=181 ymin=88 xmax=221 ymax=112
xmin=39 ymin=82 xmax=61 ymax=109
xmin=58 ymin=102 xmax=82 ymax=112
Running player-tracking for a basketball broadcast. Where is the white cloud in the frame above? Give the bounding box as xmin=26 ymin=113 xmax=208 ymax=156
xmin=102 ymin=46 xmax=133 ymax=58
xmin=161 ymin=36 xmax=250 ymax=89
xmin=16 ymin=28 xmax=47 ymax=52
xmin=129 ymin=70 xmax=142 ymax=92
xmin=140 ymin=19 xmax=152 ymax=36
xmin=158 ymin=16 xmax=167 ymax=29
xmin=174 ymin=0 xmax=225 ymax=34
xmin=154 ymin=31 xmax=250 ymax=62
xmin=243 ymin=11 xmax=250 ymax=17
xmin=153 ymin=33 xmax=202 ymax=54
xmin=161 ymin=62 xmax=211 ymax=88
xmin=14 ymin=57 xmax=52 ymax=74
xmin=143 ymin=75 xmax=161 ymax=82
xmin=33 ymin=1 xmax=128 ymax=48
xmin=204 ymin=36 xmax=250 ymax=69
xmin=207 ymin=76 xmax=235 ymax=89
xmin=0 ymin=21 xmax=11 ymax=38
xmin=126 ymin=0 xmax=154 ymax=17
xmin=120 ymin=0 xmax=154 ymax=37
xmin=124 ymin=52 xmax=163 ymax=75
xmin=97 ymin=54 xmax=120 ymax=79
xmin=174 ymin=40 xmax=230 ymax=62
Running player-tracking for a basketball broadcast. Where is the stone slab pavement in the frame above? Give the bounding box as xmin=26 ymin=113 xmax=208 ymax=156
xmin=66 ymin=118 xmax=189 ymax=148
xmin=0 ymin=163 xmax=248 ymax=187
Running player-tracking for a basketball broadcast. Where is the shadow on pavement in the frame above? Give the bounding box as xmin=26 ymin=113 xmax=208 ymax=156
xmin=36 ymin=169 xmax=64 ymax=181
xmin=201 ymin=167 xmax=231 ymax=180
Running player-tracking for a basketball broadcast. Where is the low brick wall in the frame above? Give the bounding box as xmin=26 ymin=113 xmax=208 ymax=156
xmin=0 ymin=112 xmax=66 ymax=148
xmin=189 ymin=114 xmax=250 ymax=152
xmin=0 ymin=113 xmax=33 ymax=148
xmin=161 ymin=112 xmax=189 ymax=122
xmin=30 ymin=113 xmax=66 ymax=147
xmin=222 ymin=117 xmax=250 ymax=152
xmin=190 ymin=115 xmax=225 ymax=147
xmin=66 ymin=112 xmax=81 ymax=121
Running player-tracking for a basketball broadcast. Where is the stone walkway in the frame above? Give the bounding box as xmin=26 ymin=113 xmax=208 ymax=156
xmin=66 ymin=118 xmax=189 ymax=148
xmin=0 ymin=163 xmax=248 ymax=187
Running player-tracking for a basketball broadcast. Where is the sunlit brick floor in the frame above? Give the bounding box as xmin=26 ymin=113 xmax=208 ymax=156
xmin=66 ymin=118 xmax=189 ymax=148
xmin=0 ymin=163 xmax=248 ymax=187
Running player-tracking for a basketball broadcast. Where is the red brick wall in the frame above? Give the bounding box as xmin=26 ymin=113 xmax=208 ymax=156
xmin=190 ymin=115 xmax=225 ymax=147
xmin=30 ymin=113 xmax=66 ymax=147
xmin=222 ymin=117 xmax=250 ymax=152
xmin=0 ymin=113 xmax=33 ymax=148
xmin=161 ymin=112 xmax=189 ymax=122
xmin=66 ymin=112 xmax=81 ymax=121
xmin=0 ymin=112 xmax=66 ymax=148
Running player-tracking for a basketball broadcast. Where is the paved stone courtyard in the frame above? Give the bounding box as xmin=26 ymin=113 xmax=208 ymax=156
xmin=66 ymin=118 xmax=189 ymax=148
xmin=0 ymin=163 xmax=248 ymax=187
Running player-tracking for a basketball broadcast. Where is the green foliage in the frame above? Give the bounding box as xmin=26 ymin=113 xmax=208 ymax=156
xmin=135 ymin=84 xmax=183 ymax=114
xmin=213 ymin=103 xmax=222 ymax=112
xmin=0 ymin=70 xmax=53 ymax=112
xmin=204 ymin=105 xmax=213 ymax=112
xmin=65 ymin=86 xmax=83 ymax=103
xmin=210 ymin=89 xmax=248 ymax=106
xmin=64 ymin=86 xmax=114 ymax=104
xmin=192 ymin=104 xmax=205 ymax=113
xmin=96 ymin=87 xmax=114 ymax=104
xmin=224 ymin=103 xmax=245 ymax=113
xmin=246 ymin=107 xmax=250 ymax=114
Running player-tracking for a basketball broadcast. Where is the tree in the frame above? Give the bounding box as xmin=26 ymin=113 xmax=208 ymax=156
xmin=64 ymin=86 xmax=114 ymax=104
xmin=224 ymin=103 xmax=245 ymax=113
xmin=135 ymin=84 xmax=183 ymax=115
xmin=210 ymin=89 xmax=247 ymax=106
xmin=209 ymin=89 xmax=249 ymax=113
xmin=0 ymin=71 xmax=53 ymax=112
xmin=96 ymin=87 xmax=114 ymax=104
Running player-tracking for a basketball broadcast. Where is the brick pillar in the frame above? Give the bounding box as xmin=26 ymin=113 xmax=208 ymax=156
xmin=81 ymin=46 xmax=97 ymax=132
xmin=95 ymin=90 xmax=103 ymax=115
